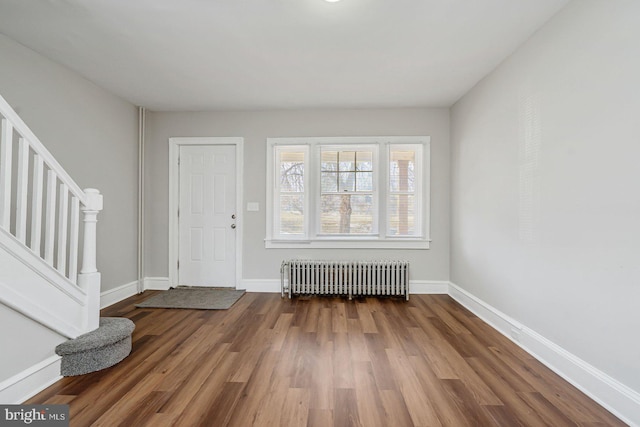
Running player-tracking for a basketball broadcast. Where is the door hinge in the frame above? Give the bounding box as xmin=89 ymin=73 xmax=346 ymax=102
xmin=177 ymin=260 xmax=179 ymax=270
xmin=178 ymin=156 xmax=180 ymax=166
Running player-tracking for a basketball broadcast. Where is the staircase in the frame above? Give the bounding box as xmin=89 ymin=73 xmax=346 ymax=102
xmin=0 ymin=93 xmax=133 ymax=391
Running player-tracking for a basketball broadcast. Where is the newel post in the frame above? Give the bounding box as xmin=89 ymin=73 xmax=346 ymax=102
xmin=78 ymin=188 xmax=103 ymax=332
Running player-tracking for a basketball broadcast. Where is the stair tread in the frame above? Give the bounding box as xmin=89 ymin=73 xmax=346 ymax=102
xmin=55 ymin=317 xmax=135 ymax=355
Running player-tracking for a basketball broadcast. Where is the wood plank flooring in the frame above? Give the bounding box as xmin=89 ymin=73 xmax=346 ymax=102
xmin=27 ymin=292 xmax=625 ymax=426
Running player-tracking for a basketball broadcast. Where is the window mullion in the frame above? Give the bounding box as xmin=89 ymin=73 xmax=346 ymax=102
xmin=378 ymin=143 xmax=388 ymax=239
xmin=304 ymin=144 xmax=318 ymax=240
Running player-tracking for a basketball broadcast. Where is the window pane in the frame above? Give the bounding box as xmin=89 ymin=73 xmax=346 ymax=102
xmin=280 ymin=195 xmax=304 ymax=234
xmin=349 ymin=195 xmax=374 ymax=234
xmin=338 ymin=172 xmax=355 ymax=192
xmin=389 ymin=150 xmax=415 ymax=192
xmin=321 ymin=151 xmax=337 ymax=171
xmin=388 ymin=194 xmax=415 ymax=236
xmin=321 ymin=172 xmax=337 ymax=192
xmin=356 ymin=151 xmax=373 ymax=171
xmin=355 ymin=172 xmax=373 ymax=192
xmin=279 ymin=151 xmax=304 ymax=192
xmin=281 ymin=151 xmax=304 ymax=162
xmin=320 ymin=194 xmax=373 ymax=234
xmin=338 ymin=151 xmax=355 ymax=171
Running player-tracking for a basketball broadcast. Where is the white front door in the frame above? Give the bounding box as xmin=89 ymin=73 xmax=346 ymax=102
xmin=178 ymin=145 xmax=236 ymax=287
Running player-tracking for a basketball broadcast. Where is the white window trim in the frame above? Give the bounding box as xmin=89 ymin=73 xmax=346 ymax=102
xmin=265 ymin=136 xmax=431 ymax=249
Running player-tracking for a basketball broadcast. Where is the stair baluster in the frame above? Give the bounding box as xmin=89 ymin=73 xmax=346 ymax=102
xmin=0 ymin=93 xmax=103 ymax=337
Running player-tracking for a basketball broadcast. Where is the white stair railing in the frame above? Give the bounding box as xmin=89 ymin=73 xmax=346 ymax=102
xmin=0 ymin=93 xmax=102 ymax=333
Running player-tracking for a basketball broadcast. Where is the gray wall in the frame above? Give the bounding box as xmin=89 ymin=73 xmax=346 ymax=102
xmin=0 ymin=305 xmax=65 ymax=384
xmin=0 ymin=35 xmax=139 ymax=291
xmin=451 ymin=0 xmax=640 ymax=392
xmin=145 ymin=108 xmax=450 ymax=283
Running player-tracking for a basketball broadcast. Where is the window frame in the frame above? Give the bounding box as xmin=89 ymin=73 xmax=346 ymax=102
xmin=271 ymin=144 xmax=309 ymax=240
xmin=265 ymin=136 xmax=431 ymax=249
xmin=387 ymin=143 xmax=423 ymax=238
xmin=316 ymin=144 xmax=379 ymax=238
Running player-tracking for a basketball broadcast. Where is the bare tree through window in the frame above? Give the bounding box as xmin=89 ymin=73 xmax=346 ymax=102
xmin=320 ymin=150 xmax=373 ymax=234
xmin=278 ymin=151 xmax=305 ymax=234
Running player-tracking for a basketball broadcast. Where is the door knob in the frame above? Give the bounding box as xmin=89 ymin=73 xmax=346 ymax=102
xmin=231 ymin=224 xmax=236 ymax=229
xmin=231 ymin=214 xmax=236 ymax=219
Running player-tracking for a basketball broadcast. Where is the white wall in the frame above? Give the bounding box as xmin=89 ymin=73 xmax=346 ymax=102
xmin=451 ymin=0 xmax=640 ymax=399
xmin=145 ymin=108 xmax=450 ymax=284
xmin=0 ymin=35 xmax=139 ymax=291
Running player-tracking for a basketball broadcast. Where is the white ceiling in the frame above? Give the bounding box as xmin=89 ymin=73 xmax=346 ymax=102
xmin=0 ymin=0 xmax=568 ymax=111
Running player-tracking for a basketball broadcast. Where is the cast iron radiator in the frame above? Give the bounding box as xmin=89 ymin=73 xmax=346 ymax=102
xmin=280 ymin=260 xmax=409 ymax=300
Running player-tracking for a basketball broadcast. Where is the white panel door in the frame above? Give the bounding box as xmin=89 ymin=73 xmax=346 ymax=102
xmin=178 ymin=145 xmax=236 ymax=287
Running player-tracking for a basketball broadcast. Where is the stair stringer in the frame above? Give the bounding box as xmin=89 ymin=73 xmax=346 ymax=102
xmin=0 ymin=228 xmax=90 ymax=339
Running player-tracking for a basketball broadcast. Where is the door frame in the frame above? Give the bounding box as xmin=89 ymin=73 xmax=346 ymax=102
xmin=168 ymin=137 xmax=244 ymax=288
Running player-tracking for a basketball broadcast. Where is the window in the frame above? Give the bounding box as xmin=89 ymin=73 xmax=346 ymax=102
xmin=388 ymin=145 xmax=422 ymax=237
xmin=319 ymin=146 xmax=377 ymax=235
xmin=273 ymin=145 xmax=308 ymax=238
xmin=266 ymin=137 xmax=430 ymax=249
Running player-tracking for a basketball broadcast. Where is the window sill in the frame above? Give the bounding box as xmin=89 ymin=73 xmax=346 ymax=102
xmin=264 ymin=238 xmax=430 ymax=250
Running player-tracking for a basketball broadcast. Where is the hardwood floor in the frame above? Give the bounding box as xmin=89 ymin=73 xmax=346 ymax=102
xmin=27 ymin=292 xmax=624 ymax=426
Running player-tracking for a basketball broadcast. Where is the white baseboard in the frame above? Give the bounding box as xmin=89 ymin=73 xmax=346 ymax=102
xmin=447 ymin=282 xmax=524 ymax=336
xmin=410 ymin=280 xmax=449 ymax=294
xmin=448 ymin=282 xmax=640 ymax=427
xmin=143 ymin=277 xmax=170 ymax=291
xmin=100 ymin=277 xmax=172 ymax=309
xmin=0 ymin=355 xmax=61 ymax=404
xmin=100 ymin=280 xmax=139 ymax=309
xmin=237 ymin=279 xmax=280 ymax=293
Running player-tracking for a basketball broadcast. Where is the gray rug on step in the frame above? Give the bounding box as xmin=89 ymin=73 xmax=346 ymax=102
xmin=135 ymin=286 xmax=245 ymax=310
xmin=55 ymin=317 xmax=135 ymax=376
